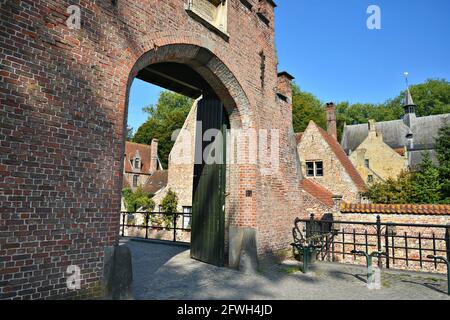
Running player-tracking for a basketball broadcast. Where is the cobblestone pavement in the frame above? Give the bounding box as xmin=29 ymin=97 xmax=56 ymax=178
xmin=122 ymin=239 xmax=450 ymax=300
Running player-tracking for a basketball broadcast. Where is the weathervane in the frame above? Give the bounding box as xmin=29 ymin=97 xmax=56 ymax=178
xmin=404 ymin=72 xmax=409 ymax=89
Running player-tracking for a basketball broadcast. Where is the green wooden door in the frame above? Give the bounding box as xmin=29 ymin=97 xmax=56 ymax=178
xmin=190 ymin=98 xmax=228 ymax=266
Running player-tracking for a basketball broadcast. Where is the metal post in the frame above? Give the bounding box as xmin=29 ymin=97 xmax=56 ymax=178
xmin=376 ymin=215 xmax=382 ymax=268
xmin=308 ymin=214 xmax=315 ymax=238
xmin=145 ymin=213 xmax=149 ymax=239
xmin=303 ymin=247 xmax=311 ymax=273
xmin=384 ymin=225 xmax=390 ymax=269
xmin=121 ymin=213 xmax=125 ymax=237
xmin=446 ymin=225 xmax=450 ymax=262
xmin=173 ymin=213 xmax=177 ymax=242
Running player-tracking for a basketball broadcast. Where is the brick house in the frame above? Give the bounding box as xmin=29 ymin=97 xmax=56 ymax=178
xmin=123 ymin=140 xmax=164 ymax=191
xmin=296 ymin=104 xmax=366 ymax=204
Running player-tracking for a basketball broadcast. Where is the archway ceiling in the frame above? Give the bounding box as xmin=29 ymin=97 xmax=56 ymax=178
xmin=137 ymin=62 xmax=216 ymax=99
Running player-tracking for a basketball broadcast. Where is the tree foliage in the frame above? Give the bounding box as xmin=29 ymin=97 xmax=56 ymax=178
xmin=336 ymin=79 xmax=450 ymax=139
xmin=161 ymin=188 xmax=179 ymax=213
xmin=435 ymin=124 xmax=450 ymax=203
xmin=367 ymin=150 xmax=448 ymax=205
xmin=292 ymin=83 xmax=326 ymax=133
xmin=122 ymin=187 xmax=155 ymax=212
xmin=133 ymin=91 xmax=193 ymax=167
xmin=152 ymin=189 xmax=179 ymax=229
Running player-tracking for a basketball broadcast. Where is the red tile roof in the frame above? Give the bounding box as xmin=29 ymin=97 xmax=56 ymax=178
xmin=301 ymin=179 xmax=335 ymax=207
xmin=142 ymin=170 xmax=168 ymax=195
xmin=341 ymin=203 xmax=450 ymax=215
xmin=393 ymin=147 xmax=406 ymax=157
xmin=124 ymin=141 xmax=153 ymax=173
xmin=315 ymin=124 xmax=366 ymax=192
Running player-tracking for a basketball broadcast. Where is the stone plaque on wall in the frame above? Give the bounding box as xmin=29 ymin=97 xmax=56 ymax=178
xmin=191 ymin=0 xmax=216 ymax=23
xmin=186 ymin=0 xmax=228 ymax=36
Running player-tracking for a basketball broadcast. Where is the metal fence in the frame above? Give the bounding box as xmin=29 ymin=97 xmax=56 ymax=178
xmin=295 ymin=214 xmax=450 ymax=272
xmin=120 ymin=211 xmax=192 ymax=244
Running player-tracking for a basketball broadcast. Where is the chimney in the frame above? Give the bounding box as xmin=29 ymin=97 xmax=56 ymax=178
xmin=326 ymin=103 xmax=337 ymax=140
xmin=150 ymin=139 xmax=159 ymax=173
xmin=332 ymin=195 xmax=343 ymax=213
xmin=277 ymin=71 xmax=295 ymax=104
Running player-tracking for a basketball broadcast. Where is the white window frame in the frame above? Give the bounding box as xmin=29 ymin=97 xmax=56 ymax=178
xmin=306 ymin=161 xmax=324 ymax=177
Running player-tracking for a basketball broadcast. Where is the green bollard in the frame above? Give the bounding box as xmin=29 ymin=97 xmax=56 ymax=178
xmin=351 ymin=250 xmax=372 ymax=281
xmin=351 ymin=250 xmax=385 ymax=285
xmin=427 ymin=255 xmax=450 ymax=296
xmin=302 ymin=247 xmax=309 ymax=273
xmin=302 ymin=246 xmax=316 ymax=273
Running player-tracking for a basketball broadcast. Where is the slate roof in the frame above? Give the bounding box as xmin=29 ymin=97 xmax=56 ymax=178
xmin=341 ymin=203 xmax=450 ymax=215
xmin=341 ymin=113 xmax=449 ymax=168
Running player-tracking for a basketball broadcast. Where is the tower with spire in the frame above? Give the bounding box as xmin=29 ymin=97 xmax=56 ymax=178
xmin=403 ymin=72 xmax=417 ymax=128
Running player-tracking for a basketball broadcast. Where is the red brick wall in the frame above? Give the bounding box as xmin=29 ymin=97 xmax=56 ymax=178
xmin=0 ymin=0 xmax=304 ymax=299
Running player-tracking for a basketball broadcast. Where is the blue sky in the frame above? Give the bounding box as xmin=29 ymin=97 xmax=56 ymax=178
xmin=127 ymin=0 xmax=450 ymax=131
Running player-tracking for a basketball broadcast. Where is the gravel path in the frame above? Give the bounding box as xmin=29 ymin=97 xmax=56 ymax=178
xmin=122 ymin=238 xmax=450 ymax=300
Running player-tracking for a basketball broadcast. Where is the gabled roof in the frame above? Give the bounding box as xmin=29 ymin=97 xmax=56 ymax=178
xmin=312 ymin=123 xmax=366 ymax=192
xmin=124 ymin=141 xmax=153 ymax=173
xmin=301 ymin=179 xmax=335 ymax=207
xmin=341 ymin=114 xmax=450 ymax=167
xmin=142 ymin=170 xmax=168 ymax=195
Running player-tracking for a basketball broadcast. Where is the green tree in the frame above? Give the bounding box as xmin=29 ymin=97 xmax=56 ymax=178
xmin=366 ymin=152 xmax=447 ymax=205
xmin=161 ymin=189 xmax=179 ymax=213
xmin=133 ymin=91 xmax=193 ymax=167
xmin=388 ymin=79 xmax=450 ymax=117
xmin=334 ymin=79 xmax=450 ymax=140
xmin=366 ymin=171 xmax=415 ymax=204
xmin=412 ymin=153 xmax=442 ymax=204
xmin=153 ymin=189 xmax=179 ymax=229
xmin=122 ymin=187 xmax=155 ymax=212
xmin=435 ymin=124 xmax=450 ymax=203
xmin=292 ymin=83 xmax=326 ymax=133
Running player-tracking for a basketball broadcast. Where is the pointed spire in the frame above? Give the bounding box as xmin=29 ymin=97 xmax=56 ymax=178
xmin=405 ymin=88 xmax=415 ymax=107
xmin=403 ymin=72 xmax=416 ymax=115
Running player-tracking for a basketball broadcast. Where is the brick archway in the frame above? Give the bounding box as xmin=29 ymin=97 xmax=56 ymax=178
xmin=122 ymin=43 xmax=253 ymax=263
xmin=124 ymin=43 xmax=252 ymax=132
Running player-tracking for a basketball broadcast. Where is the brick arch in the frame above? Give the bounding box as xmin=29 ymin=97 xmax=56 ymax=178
xmin=122 ymin=42 xmax=254 ymax=131
xmin=120 ymin=42 xmax=257 ymax=253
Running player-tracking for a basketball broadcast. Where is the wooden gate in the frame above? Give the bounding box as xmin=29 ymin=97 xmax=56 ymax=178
xmin=190 ymin=97 xmax=228 ymax=266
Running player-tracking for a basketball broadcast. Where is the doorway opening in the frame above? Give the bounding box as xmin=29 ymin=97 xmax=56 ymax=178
xmin=121 ymin=57 xmax=231 ymax=267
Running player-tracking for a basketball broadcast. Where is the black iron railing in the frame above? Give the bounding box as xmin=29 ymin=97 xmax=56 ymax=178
xmin=120 ymin=211 xmax=192 ymax=243
xmin=295 ymin=214 xmax=450 ymax=272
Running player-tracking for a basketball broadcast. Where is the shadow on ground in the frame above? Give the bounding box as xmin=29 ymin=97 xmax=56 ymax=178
xmin=121 ymin=239 xmax=450 ymax=300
